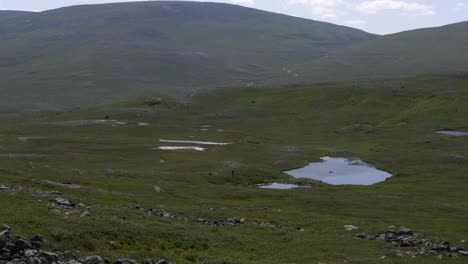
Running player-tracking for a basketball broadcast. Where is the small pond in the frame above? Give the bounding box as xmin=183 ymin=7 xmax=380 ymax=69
xmin=437 ymin=130 xmax=468 ymax=137
xmin=285 ymin=157 xmax=392 ymax=185
xmin=156 ymin=146 xmax=206 ymax=152
xmin=258 ymin=183 xmax=301 ymax=190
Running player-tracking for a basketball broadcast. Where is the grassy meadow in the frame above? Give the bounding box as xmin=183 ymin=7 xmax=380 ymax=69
xmin=0 ymin=74 xmax=467 ymax=263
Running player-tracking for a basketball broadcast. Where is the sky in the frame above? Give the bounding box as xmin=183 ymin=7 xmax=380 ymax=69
xmin=0 ymin=0 xmax=467 ymax=34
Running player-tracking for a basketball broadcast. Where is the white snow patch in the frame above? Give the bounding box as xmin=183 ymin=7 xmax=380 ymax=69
xmin=159 ymin=139 xmax=231 ymax=145
xmin=156 ymin=146 xmax=206 ymax=152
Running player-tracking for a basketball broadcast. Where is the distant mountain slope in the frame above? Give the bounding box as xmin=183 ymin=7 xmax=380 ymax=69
xmin=0 ymin=1 xmax=374 ymax=112
xmin=0 ymin=10 xmax=32 ymax=21
xmin=294 ymin=21 xmax=468 ymax=81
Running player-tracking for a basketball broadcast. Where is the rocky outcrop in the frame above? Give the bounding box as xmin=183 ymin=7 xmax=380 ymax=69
xmin=123 ymin=205 xmax=287 ymax=229
xmin=355 ymin=228 xmax=467 ymax=259
xmin=0 ymin=226 xmax=170 ymax=264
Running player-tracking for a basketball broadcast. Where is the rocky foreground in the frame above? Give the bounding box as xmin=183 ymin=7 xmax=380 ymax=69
xmin=355 ymin=228 xmax=468 ymax=259
xmin=0 ymin=226 xmax=169 ymax=264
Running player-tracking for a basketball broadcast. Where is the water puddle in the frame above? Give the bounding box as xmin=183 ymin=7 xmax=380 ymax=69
xmin=258 ymin=183 xmax=301 ymax=190
xmin=437 ymin=130 xmax=468 ymax=136
xmin=48 ymin=120 xmax=128 ymax=126
xmin=285 ymin=157 xmax=392 ymax=185
xmin=159 ymin=139 xmax=231 ymax=145
xmin=156 ymin=146 xmax=206 ymax=152
xmin=18 ymin=137 xmax=48 ymax=142
xmin=0 ymin=153 xmax=47 ymax=158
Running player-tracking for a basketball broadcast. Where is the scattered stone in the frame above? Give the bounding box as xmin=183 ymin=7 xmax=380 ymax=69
xmin=80 ymin=211 xmax=91 ymax=217
xmin=114 ymin=259 xmax=137 ymax=264
xmin=83 ymin=256 xmax=104 ymax=264
xmin=153 ymin=186 xmax=161 ymax=193
xmin=354 ymin=233 xmax=369 ymax=240
xmin=124 ymin=205 xmax=287 ymax=229
xmin=49 ymin=198 xmax=91 ymax=217
xmin=144 ymin=97 xmax=163 ymax=106
xmin=344 ymin=225 xmax=358 ymax=231
xmin=355 ymin=228 xmax=468 ymax=259
xmin=397 ymin=228 xmax=414 ymax=236
xmin=123 ymin=206 xmax=175 ymax=219
xmin=72 ymin=169 xmax=88 ymax=175
xmin=196 ymin=217 xmax=245 ymax=227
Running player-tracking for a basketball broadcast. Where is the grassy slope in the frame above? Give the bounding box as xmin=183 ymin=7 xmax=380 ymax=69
xmin=295 ymin=22 xmax=468 ymax=81
xmin=0 ymin=74 xmax=467 ymax=263
xmin=0 ymin=1 xmax=374 ymax=112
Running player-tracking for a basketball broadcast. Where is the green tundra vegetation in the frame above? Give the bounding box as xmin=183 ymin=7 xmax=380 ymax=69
xmin=0 ymin=73 xmax=467 ymax=263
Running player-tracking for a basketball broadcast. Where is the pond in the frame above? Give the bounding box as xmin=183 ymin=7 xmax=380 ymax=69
xmin=437 ymin=130 xmax=468 ymax=136
xmin=285 ymin=157 xmax=392 ymax=185
xmin=156 ymin=146 xmax=206 ymax=152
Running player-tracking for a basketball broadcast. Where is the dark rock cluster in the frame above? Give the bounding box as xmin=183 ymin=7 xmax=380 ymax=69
xmin=122 ymin=206 xmax=175 ymax=219
xmin=195 ymin=217 xmax=245 ymax=227
xmin=355 ymin=228 xmax=468 ymax=259
xmin=0 ymin=226 xmax=170 ymax=264
xmin=123 ymin=205 xmax=287 ymax=229
xmin=49 ymin=198 xmax=91 ymax=217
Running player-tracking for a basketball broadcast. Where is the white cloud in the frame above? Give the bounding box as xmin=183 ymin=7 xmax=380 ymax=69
xmin=287 ymin=0 xmax=343 ymax=20
xmin=356 ymin=0 xmax=435 ymax=15
xmin=454 ymin=1 xmax=468 ymax=11
xmin=230 ymin=0 xmax=255 ymax=6
xmin=345 ymin=19 xmax=367 ymax=26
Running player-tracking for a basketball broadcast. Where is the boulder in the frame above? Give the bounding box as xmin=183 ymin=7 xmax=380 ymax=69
xmin=144 ymin=98 xmax=163 ymax=106
xmin=114 ymin=259 xmax=137 ymax=264
xmin=39 ymin=251 xmax=58 ymax=263
xmin=15 ymin=239 xmax=32 ymax=251
xmin=83 ymin=256 xmax=104 ymax=264
xmin=397 ymin=228 xmax=414 ymax=236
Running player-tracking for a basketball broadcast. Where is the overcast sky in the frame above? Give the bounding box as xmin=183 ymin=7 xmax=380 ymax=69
xmin=0 ymin=0 xmax=467 ymax=34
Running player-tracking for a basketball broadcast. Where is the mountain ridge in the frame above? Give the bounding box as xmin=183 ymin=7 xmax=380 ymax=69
xmin=0 ymin=1 xmax=375 ymax=112
xmin=0 ymin=1 xmax=467 ymax=112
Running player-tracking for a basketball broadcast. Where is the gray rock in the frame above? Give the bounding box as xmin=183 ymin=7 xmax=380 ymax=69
xmin=397 ymin=228 xmax=414 ymax=236
xmin=354 ymin=233 xmax=368 ymax=240
xmin=155 ymin=260 xmax=167 ymax=264
xmin=15 ymin=240 xmax=32 ymax=251
xmin=67 ymin=260 xmax=82 ymax=264
xmin=144 ymin=98 xmax=163 ymax=106
xmin=39 ymin=252 xmax=58 ymax=263
xmin=114 ymin=259 xmax=137 ymax=264
xmin=24 ymin=250 xmax=35 ymax=258
xmin=30 ymin=236 xmax=44 ymax=244
xmin=0 ymin=253 xmax=11 ymax=260
xmin=39 ymin=256 xmax=48 ymax=264
xmin=28 ymin=257 xmax=42 ymax=264
xmin=459 ymin=251 xmax=468 ymax=256
xmin=83 ymin=256 xmax=103 ymax=264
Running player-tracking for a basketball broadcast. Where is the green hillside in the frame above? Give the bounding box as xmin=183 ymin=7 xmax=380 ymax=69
xmin=295 ymin=21 xmax=468 ymax=81
xmin=0 ymin=1 xmax=374 ymax=112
